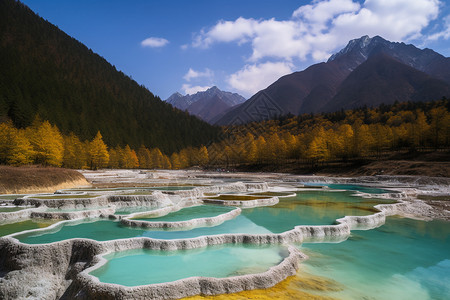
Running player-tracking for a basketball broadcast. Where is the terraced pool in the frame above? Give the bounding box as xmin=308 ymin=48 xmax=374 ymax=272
xmin=1 ymin=181 xmax=448 ymax=300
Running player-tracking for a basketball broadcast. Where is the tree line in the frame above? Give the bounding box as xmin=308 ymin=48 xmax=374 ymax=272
xmin=205 ymin=100 xmax=449 ymax=166
xmin=0 ymin=100 xmax=448 ymax=169
xmin=0 ymin=117 xmax=208 ymax=170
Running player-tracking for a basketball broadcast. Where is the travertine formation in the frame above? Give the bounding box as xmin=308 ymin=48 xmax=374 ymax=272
xmin=0 ymin=170 xmax=448 ymax=300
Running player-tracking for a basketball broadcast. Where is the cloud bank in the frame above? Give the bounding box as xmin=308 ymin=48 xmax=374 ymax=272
xmin=190 ymin=0 xmax=446 ymax=97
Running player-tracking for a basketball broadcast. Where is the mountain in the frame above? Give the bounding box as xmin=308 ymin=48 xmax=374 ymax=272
xmin=217 ymin=35 xmax=450 ymax=125
xmin=328 ymin=53 xmax=450 ymax=112
xmin=166 ymin=86 xmax=245 ymax=123
xmin=328 ymin=35 xmax=450 ymax=83
xmin=0 ymin=0 xmax=219 ymax=153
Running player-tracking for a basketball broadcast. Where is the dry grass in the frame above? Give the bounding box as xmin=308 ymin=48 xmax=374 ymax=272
xmin=0 ymin=165 xmax=90 ymax=194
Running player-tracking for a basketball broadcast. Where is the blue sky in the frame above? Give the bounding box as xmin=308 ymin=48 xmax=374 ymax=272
xmin=22 ymin=0 xmax=450 ymax=99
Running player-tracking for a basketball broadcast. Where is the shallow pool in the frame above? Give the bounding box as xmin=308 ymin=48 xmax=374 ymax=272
xmin=16 ymin=190 xmax=395 ymax=244
xmin=90 ymin=244 xmax=287 ymax=286
xmin=134 ymin=205 xmax=235 ymax=222
xmin=114 ymin=206 xmax=160 ymax=215
xmin=0 ymin=207 xmax=28 ymax=213
xmin=304 ymin=183 xmax=393 ymax=194
xmin=0 ymin=219 xmax=57 ymax=237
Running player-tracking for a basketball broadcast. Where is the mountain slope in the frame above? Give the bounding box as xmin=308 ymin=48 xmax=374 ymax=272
xmin=166 ymin=86 xmax=245 ymax=123
xmin=328 ymin=54 xmax=450 ymax=111
xmin=329 ymin=35 xmax=450 ymax=83
xmin=0 ymin=0 xmax=218 ymax=153
xmin=217 ymin=35 xmax=450 ymax=125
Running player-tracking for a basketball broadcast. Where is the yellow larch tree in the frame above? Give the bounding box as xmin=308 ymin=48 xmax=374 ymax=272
xmin=137 ymin=145 xmax=151 ymax=169
xmin=88 ymin=131 xmax=109 ymax=169
xmin=27 ymin=120 xmax=64 ymax=166
xmin=9 ymin=129 xmax=34 ymax=166
xmin=63 ymin=133 xmax=87 ymax=169
xmin=409 ymin=110 xmax=430 ymax=148
xmin=150 ymin=148 xmax=164 ymax=169
xmin=306 ymin=128 xmax=329 ymax=163
xmin=171 ymin=153 xmax=182 ymax=169
xmin=121 ymin=145 xmax=139 ymax=168
xmin=197 ymin=146 xmax=209 ymax=166
xmin=161 ymin=154 xmax=172 ymax=169
xmin=108 ymin=146 xmax=121 ymax=168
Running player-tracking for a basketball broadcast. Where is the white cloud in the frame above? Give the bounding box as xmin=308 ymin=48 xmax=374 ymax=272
xmin=192 ymin=0 xmax=442 ymax=62
xmin=183 ymin=68 xmax=214 ymax=82
xmin=227 ymin=61 xmax=294 ymax=97
xmin=141 ymin=37 xmax=169 ymax=48
xmin=426 ymin=15 xmax=450 ymax=41
xmin=181 ymin=84 xmax=211 ymax=95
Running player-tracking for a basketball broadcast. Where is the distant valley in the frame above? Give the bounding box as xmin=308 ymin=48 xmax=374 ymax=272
xmin=165 ymin=86 xmax=246 ymax=124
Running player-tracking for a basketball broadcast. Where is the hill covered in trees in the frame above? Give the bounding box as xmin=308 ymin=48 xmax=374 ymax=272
xmin=0 ymin=100 xmax=448 ymax=174
xmin=205 ymin=100 xmax=450 ymax=169
xmin=0 ymin=0 xmax=219 ymax=153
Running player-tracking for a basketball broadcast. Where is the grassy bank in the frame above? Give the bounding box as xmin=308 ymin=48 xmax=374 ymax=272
xmin=0 ymin=166 xmax=90 ymax=194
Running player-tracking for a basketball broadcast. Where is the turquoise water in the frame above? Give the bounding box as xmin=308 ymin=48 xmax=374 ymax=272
xmin=134 ymin=205 xmax=235 ymax=222
xmin=304 ymin=183 xmax=393 ymax=194
xmin=90 ymin=244 xmax=287 ymax=286
xmin=44 ymin=207 xmax=105 ymax=212
xmin=16 ymin=191 xmax=394 ymax=243
xmin=5 ymin=185 xmax=449 ymax=299
xmin=16 ymin=216 xmax=271 ymax=243
xmin=300 ymin=217 xmax=450 ymax=299
xmin=114 ymin=206 xmax=159 ymax=215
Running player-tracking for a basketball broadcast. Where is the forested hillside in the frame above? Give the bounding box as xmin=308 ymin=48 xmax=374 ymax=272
xmin=206 ymin=100 xmax=450 ymax=167
xmin=0 ymin=0 xmax=219 ymax=153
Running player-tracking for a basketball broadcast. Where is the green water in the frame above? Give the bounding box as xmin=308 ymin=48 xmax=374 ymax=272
xmin=0 ymin=207 xmax=28 ymax=212
xmin=0 ymin=194 xmax=26 ymax=200
xmin=134 ymin=205 xmax=235 ymax=222
xmin=90 ymin=244 xmax=287 ymax=286
xmin=300 ymin=217 xmax=450 ymax=300
xmin=0 ymin=219 xmax=56 ymax=237
xmin=241 ymin=191 xmax=396 ymax=233
xmin=16 ymin=191 xmax=394 ymax=243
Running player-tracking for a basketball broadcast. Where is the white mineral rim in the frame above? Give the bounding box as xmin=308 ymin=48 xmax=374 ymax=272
xmin=0 ymin=173 xmax=448 ymax=299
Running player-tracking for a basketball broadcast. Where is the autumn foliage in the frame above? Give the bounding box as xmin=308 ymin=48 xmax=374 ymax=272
xmin=0 ymin=100 xmax=448 ymax=169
